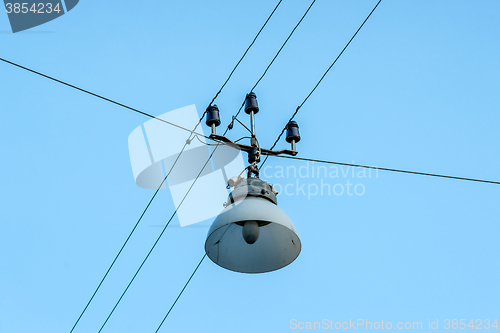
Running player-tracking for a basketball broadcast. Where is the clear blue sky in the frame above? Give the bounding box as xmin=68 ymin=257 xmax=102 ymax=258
xmin=1 ymin=1 xmax=499 ymax=332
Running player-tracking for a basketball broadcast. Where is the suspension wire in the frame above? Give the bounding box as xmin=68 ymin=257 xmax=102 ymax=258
xmin=0 ymin=58 xmax=215 ymax=139
xmin=260 ymin=0 xmax=382 ymax=168
xmin=194 ymin=134 xmax=223 ymax=146
xmin=96 ymin=142 xmax=220 ymax=332
xmin=273 ymin=155 xmax=500 ymax=185
xmin=228 ymin=0 xmax=317 ymax=123
xmin=154 ymin=254 xmax=207 ymax=333
xmin=232 ymin=115 xmax=253 ymax=134
xmin=209 ymin=0 xmax=283 ymax=106
xmin=250 ymin=0 xmax=316 ymax=91
xmin=234 ymin=136 xmax=252 ymax=143
xmin=68 ymin=138 xmax=195 ymax=332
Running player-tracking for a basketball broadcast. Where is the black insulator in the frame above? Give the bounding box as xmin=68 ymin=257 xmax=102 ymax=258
xmin=244 ymin=92 xmax=259 ymax=114
xmin=206 ymin=105 xmax=221 ymax=127
xmin=248 ymin=146 xmax=261 ymax=164
xmin=286 ymin=121 xmax=301 ymax=143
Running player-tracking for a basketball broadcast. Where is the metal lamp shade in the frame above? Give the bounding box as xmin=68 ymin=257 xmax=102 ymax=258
xmin=205 ymin=196 xmax=301 ymax=273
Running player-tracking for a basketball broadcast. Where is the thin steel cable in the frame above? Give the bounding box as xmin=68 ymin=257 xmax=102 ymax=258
xmin=68 ymin=139 xmax=194 ymax=333
xmin=232 ymin=115 xmax=253 ymax=134
xmin=228 ymin=0 xmax=317 ymax=123
xmin=154 ymin=254 xmax=207 ymax=333
xmin=234 ymin=136 xmax=252 ymax=143
xmin=96 ymin=144 xmax=218 ymax=332
xmin=0 ymin=58 xmax=214 ymax=139
xmin=260 ymin=0 xmax=382 ymax=168
xmin=250 ymin=0 xmax=317 ymax=91
xmin=273 ymin=155 xmax=500 ymax=185
xmin=298 ymin=0 xmax=382 ymax=111
xmin=209 ymin=0 xmax=283 ymax=106
xmin=69 ymin=178 xmax=165 ymax=332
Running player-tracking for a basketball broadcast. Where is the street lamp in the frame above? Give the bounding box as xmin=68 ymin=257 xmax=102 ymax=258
xmin=205 ymin=177 xmax=301 ymax=273
xmin=204 ymin=93 xmax=302 ymax=273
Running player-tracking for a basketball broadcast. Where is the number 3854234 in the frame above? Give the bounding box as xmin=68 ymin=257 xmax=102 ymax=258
xmin=5 ymin=3 xmax=62 ymax=14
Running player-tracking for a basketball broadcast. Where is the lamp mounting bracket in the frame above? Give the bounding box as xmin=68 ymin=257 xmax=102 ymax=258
xmin=209 ymin=134 xmax=298 ymax=157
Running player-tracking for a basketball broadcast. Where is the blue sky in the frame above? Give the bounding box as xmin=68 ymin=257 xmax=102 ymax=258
xmin=1 ymin=1 xmax=499 ymax=332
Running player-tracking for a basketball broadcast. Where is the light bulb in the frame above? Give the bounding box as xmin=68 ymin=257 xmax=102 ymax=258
xmin=242 ymin=221 xmax=259 ymax=244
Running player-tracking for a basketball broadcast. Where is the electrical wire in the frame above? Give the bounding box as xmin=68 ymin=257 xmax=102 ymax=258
xmin=273 ymin=155 xmax=500 ymax=185
xmin=154 ymin=254 xmax=207 ymax=333
xmin=260 ymin=0 xmax=382 ymax=168
xmin=195 ymin=134 xmax=222 ymax=146
xmin=68 ymin=0 xmax=495 ymax=325
xmin=230 ymin=115 xmax=253 ymax=134
xmin=0 ymin=58 xmax=212 ymax=140
xmin=234 ymin=136 xmax=252 ymax=143
xmin=251 ymin=0 xmax=316 ymax=92
xmin=96 ymin=144 xmax=218 ymax=332
xmin=228 ymin=0 xmax=317 ymax=123
xmin=208 ymin=0 xmax=283 ymax=106
xmin=68 ymin=137 xmax=195 ymax=333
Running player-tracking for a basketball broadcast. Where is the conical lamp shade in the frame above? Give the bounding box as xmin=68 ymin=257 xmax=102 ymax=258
xmin=205 ymin=178 xmax=301 ymax=273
